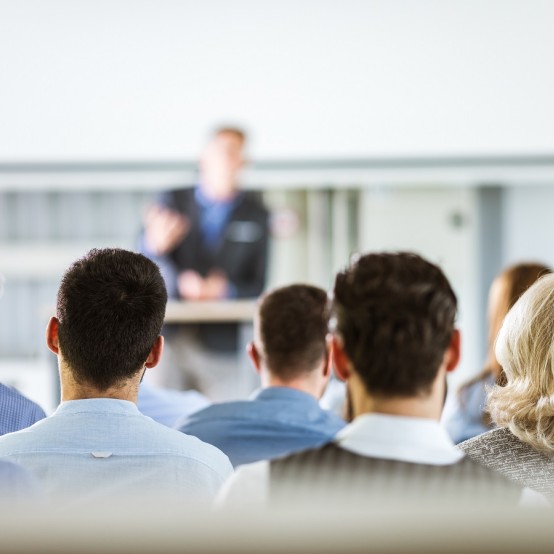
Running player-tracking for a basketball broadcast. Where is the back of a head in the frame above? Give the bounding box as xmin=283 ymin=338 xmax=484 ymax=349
xmin=332 ymin=252 xmax=457 ymax=397
xmin=56 ymin=248 xmax=168 ymax=390
xmin=212 ymin=125 xmax=246 ymax=144
xmin=490 ymin=273 xmax=554 ymax=453
xmin=258 ymin=284 xmax=329 ymax=380
xmin=486 ymin=262 xmax=552 ymax=379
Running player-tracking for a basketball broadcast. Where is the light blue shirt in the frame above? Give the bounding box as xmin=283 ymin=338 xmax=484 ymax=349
xmin=0 ymin=399 xmax=232 ymax=506
xmin=0 ymin=383 xmax=46 ymax=436
xmin=444 ymin=374 xmax=496 ymax=444
xmin=137 ymin=381 xmax=211 ymax=428
xmin=177 ymin=387 xmax=346 ymax=467
xmin=0 ymin=460 xmax=44 ymax=506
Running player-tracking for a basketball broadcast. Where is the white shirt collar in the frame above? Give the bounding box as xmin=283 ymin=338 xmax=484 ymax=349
xmin=334 ymin=413 xmax=463 ymax=466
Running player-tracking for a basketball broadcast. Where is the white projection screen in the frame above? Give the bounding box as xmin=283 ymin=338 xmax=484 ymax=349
xmin=1 ymin=0 xmax=553 ymax=162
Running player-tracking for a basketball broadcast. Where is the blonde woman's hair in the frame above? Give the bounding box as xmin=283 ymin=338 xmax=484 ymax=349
xmin=488 ymin=273 xmax=554 ymax=454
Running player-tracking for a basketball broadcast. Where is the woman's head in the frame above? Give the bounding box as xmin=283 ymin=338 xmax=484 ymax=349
xmin=489 ymin=273 xmax=554 ymax=453
xmin=485 ymin=263 xmax=552 ymax=382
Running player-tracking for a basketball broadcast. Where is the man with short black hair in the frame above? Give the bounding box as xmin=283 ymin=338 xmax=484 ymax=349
xmin=218 ymin=252 xmax=522 ymax=507
xmin=0 ymin=248 xmax=232 ymax=505
xmin=178 ymin=284 xmax=345 ymax=467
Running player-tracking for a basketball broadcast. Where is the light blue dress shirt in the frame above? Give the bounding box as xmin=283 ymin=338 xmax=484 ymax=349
xmin=177 ymin=387 xmax=346 ymax=467
xmin=0 ymin=460 xmax=44 ymax=506
xmin=444 ymin=374 xmax=496 ymax=444
xmin=137 ymin=381 xmax=211 ymax=428
xmin=0 ymin=399 xmax=232 ymax=505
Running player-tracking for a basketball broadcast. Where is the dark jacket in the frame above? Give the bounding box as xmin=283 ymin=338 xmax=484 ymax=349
xmin=144 ymin=186 xmax=269 ymax=351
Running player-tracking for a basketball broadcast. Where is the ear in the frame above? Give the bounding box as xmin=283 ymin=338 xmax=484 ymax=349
xmin=445 ymin=329 xmax=461 ymax=373
xmin=322 ymin=334 xmax=333 ymax=378
xmin=331 ymin=335 xmax=351 ymax=382
xmin=247 ymin=341 xmax=262 ymax=374
xmin=46 ymin=317 xmax=60 ymax=355
xmin=145 ymin=336 xmax=164 ymax=369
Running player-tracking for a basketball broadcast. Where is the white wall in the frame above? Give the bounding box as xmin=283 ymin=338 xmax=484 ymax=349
xmin=503 ymin=186 xmax=554 ymax=270
xmin=359 ymin=186 xmax=480 ymax=388
xmin=1 ymin=0 xmax=554 ymax=161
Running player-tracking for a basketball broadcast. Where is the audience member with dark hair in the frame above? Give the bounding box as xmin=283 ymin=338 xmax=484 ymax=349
xmin=445 ymin=262 xmax=552 ymax=443
xmin=218 ymin=252 xmax=522 ymax=507
xmin=0 ymin=248 xmax=232 ymax=505
xmin=460 ymin=273 xmax=554 ymax=502
xmin=141 ymin=126 xmax=269 ymax=400
xmin=178 ymin=284 xmax=345 ymax=467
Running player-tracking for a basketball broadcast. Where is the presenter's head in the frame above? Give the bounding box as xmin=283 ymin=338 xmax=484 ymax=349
xmin=199 ymin=126 xmax=247 ymax=201
xmin=46 ymin=248 xmax=167 ymax=401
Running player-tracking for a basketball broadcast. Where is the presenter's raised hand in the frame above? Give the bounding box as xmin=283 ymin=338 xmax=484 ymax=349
xmin=144 ymin=205 xmax=189 ymax=256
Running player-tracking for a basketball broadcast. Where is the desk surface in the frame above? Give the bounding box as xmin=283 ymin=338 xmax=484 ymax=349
xmin=164 ymin=300 xmax=257 ymax=323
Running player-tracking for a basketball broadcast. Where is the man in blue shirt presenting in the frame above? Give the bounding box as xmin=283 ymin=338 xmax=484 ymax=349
xmin=177 ymin=284 xmax=345 ymax=467
xmin=0 ymin=248 xmax=232 ymax=506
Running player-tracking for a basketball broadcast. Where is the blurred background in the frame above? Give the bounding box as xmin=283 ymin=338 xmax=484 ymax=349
xmin=1 ymin=0 xmax=554 ymax=412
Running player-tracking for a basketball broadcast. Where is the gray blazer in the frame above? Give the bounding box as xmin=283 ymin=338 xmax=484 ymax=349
xmin=460 ymin=427 xmax=554 ymax=502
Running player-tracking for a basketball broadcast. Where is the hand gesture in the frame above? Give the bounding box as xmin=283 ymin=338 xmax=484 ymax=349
xmin=144 ymin=205 xmax=189 ymax=256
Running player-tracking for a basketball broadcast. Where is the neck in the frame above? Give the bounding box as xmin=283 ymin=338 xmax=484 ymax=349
xmin=60 ymin=364 xmax=142 ymax=404
xmin=262 ymin=370 xmax=326 ymax=400
xmin=199 ymin=181 xmax=237 ymax=203
xmin=348 ymin=371 xmax=446 ymax=421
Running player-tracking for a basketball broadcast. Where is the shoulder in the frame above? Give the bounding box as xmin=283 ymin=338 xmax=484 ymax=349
xmin=459 ymin=427 xmax=518 ymax=455
xmin=156 ymin=187 xmax=195 ymax=211
xmin=0 ymin=384 xmax=46 ymax=426
xmin=182 ymin=401 xmax=252 ymax=420
xmin=0 ymin=459 xmax=30 ymax=479
xmin=0 ymin=460 xmax=43 ymax=500
xmin=321 ymin=410 xmax=347 ymax=432
xmin=235 ymin=192 xmax=269 ymax=217
xmin=139 ymin=414 xmax=233 ymax=473
xmin=216 ymin=460 xmax=269 ymax=507
xmin=0 ymin=383 xmax=40 ymax=408
xmin=178 ymin=401 xmax=260 ymax=429
xmin=459 ymin=376 xmax=489 ymax=403
xmin=0 ymin=419 xmax=43 ymax=454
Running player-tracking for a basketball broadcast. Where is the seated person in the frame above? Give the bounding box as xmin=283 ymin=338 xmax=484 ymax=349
xmin=0 ymin=383 xmax=46 ymax=436
xmin=141 ymin=126 xmax=269 ymax=401
xmin=218 ymin=252 xmax=522 ymax=507
xmin=0 ymin=248 xmax=232 ymax=506
xmin=0 ymin=277 xmax=46 ymax=435
xmin=137 ymin=380 xmax=210 ymax=428
xmin=460 ymin=272 xmax=554 ymax=502
xmin=178 ymin=284 xmax=345 ymax=467
xmin=445 ymin=262 xmax=551 ymax=443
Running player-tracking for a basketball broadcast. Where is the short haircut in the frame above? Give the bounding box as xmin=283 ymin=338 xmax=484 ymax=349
xmin=212 ymin=126 xmax=246 ymax=144
xmin=257 ymin=284 xmax=329 ymax=380
xmin=333 ymin=252 xmax=457 ymax=397
xmin=489 ymin=273 xmax=554 ymax=454
xmin=56 ymin=248 xmax=168 ymax=390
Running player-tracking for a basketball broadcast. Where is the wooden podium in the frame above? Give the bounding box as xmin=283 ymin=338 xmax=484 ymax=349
xmin=164 ymin=299 xmax=257 ymax=324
